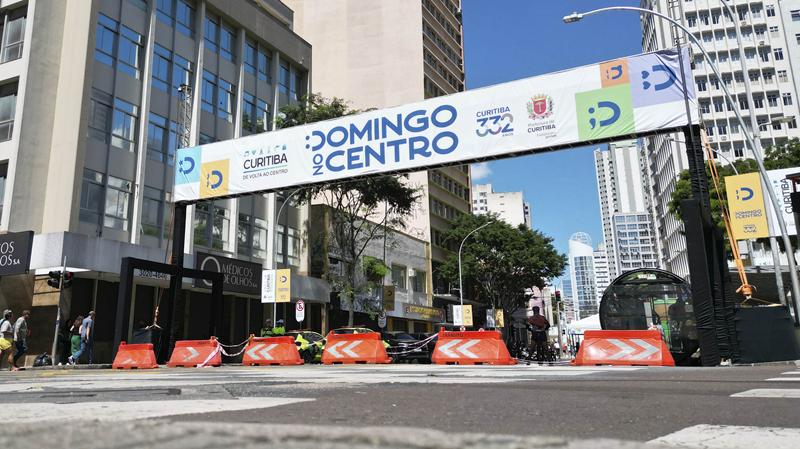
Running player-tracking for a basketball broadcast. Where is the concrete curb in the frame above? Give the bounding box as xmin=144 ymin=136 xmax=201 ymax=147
xmin=734 ymin=359 xmax=800 ymax=367
xmin=26 ymin=363 xmax=113 ymax=370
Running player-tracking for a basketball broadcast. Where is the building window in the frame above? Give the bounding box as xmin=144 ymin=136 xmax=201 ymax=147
xmin=774 ymin=48 xmax=784 ymax=60
xmin=699 ymin=13 xmax=709 ymax=25
xmin=768 ymin=94 xmax=778 ymax=107
xmin=718 ymin=123 xmax=727 ymax=135
xmin=105 ymin=175 xmax=131 ymax=230
xmin=793 ymin=11 xmax=800 ymax=21
xmin=759 ymin=50 xmax=769 ymax=62
xmin=784 ymin=93 xmax=793 ymax=106
xmin=87 ymin=89 xmax=112 ymax=144
xmin=194 ymin=202 xmax=230 ymax=250
xmin=250 ymin=217 xmax=269 ymax=259
xmin=217 ymin=78 xmax=235 ymax=122
xmin=175 ymin=0 xmax=195 ymax=38
xmin=244 ymin=42 xmax=256 ymax=75
xmin=79 ymin=169 xmax=105 ymax=226
xmin=279 ymin=61 xmax=289 ymax=95
xmin=412 ymin=270 xmax=426 ymax=293
xmin=258 ymin=48 xmax=272 ymax=84
xmin=242 ymin=92 xmax=255 ymax=132
xmin=219 ymin=22 xmax=236 ymax=62
xmin=770 ymin=27 xmax=780 ymax=39
xmin=731 ymin=122 xmax=739 ymax=134
xmin=392 ymin=264 xmax=407 ymax=289
xmin=687 ymin=16 xmax=696 ymax=28
xmin=204 ymin=14 xmax=219 ymax=52
xmin=277 ymin=224 xmax=299 ymax=265
xmin=151 ymin=44 xmax=171 ymax=92
xmin=700 ymin=102 xmax=710 ymax=114
xmin=172 ymin=55 xmax=193 ymax=98
xmin=763 ymin=71 xmax=774 ymax=84
xmin=767 ymin=5 xmax=775 ymax=17
xmin=290 ymin=69 xmax=302 ymax=100
xmin=713 ymin=99 xmax=723 ymax=112
xmin=779 ymin=70 xmax=789 ymax=83
xmin=141 ymin=187 xmax=162 ymax=237
xmin=257 ymin=99 xmax=271 ymax=133
xmin=739 ymin=98 xmax=748 ymax=110
xmin=201 ymin=70 xmax=216 ymax=114
xmin=117 ymin=26 xmax=142 ymax=78
xmin=1 ymin=7 xmax=26 ymax=63
xmin=95 ymin=14 xmax=117 ymax=68
xmin=0 ymin=162 xmax=6 ymax=219
xmin=0 ymin=82 xmax=17 ymax=142
xmin=111 ymin=98 xmax=138 ymax=152
xmin=696 ymin=79 xmax=707 ymax=91
xmin=147 ymin=113 xmax=168 ymax=162
xmin=752 ymin=7 xmax=762 ymax=19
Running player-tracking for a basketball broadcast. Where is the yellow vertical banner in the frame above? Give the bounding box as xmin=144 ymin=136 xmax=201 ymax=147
xmin=495 ymin=309 xmax=504 ymax=328
xmin=383 ymin=285 xmax=395 ymax=311
xmin=726 ymin=173 xmax=770 ymax=239
xmin=463 ymin=305 xmax=473 ymax=326
xmin=276 ymin=269 xmax=291 ymax=302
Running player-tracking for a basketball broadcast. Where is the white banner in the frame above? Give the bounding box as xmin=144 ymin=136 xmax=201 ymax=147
xmin=767 ymin=167 xmax=798 ymax=237
xmin=174 ymin=49 xmax=697 ymax=202
xmin=261 ymin=269 xmax=276 ymax=303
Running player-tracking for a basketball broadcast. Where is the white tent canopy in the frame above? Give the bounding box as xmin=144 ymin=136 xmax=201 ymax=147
xmin=567 ymin=314 xmax=602 ymax=332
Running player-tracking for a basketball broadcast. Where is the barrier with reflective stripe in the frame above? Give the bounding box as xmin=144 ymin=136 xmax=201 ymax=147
xmin=167 ymin=339 xmax=222 ymax=368
xmin=242 ymin=336 xmax=303 ymax=366
xmin=432 ymin=330 xmax=516 ymax=365
xmin=321 ymin=332 xmax=392 ymax=365
xmin=112 ymin=342 xmax=159 ymax=370
xmin=572 ymin=330 xmax=675 ymax=366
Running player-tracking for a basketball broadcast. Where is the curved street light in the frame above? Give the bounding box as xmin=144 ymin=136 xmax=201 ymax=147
xmin=271 ymin=188 xmax=303 ymax=324
xmin=565 ymin=6 xmax=800 ymax=317
xmin=458 ymin=220 xmax=492 ymax=311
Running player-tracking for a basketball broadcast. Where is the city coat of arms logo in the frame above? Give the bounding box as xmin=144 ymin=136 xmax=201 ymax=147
xmin=527 ymin=94 xmax=554 ymax=120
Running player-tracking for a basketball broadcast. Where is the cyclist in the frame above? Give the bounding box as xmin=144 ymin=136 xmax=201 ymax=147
xmin=527 ymin=306 xmax=551 ymax=363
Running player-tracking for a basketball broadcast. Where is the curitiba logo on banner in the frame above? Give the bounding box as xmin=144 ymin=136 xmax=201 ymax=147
xmin=173 ymin=49 xmax=697 ymax=203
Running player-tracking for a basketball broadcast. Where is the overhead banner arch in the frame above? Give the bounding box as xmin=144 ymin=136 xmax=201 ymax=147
xmin=174 ymin=48 xmax=697 ymax=203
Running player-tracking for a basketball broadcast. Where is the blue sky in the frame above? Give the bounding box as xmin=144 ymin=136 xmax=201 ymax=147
xmin=462 ymin=0 xmax=645 ymax=264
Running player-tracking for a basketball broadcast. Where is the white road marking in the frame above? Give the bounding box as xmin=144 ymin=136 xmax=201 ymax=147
xmin=779 ymin=371 xmax=800 ymax=375
xmin=650 ymin=424 xmax=800 ymax=448
xmin=8 ymin=398 xmax=314 ymax=423
xmin=606 ymin=339 xmax=635 ymax=360
xmin=765 ymin=377 xmax=800 ymax=381
xmin=628 ymin=339 xmax=658 ymax=360
xmin=731 ymin=389 xmax=800 ymax=398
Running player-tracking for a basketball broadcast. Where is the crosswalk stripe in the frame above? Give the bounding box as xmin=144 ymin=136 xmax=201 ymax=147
xmin=650 ymin=424 xmax=800 ymax=448
xmin=765 ymin=377 xmax=800 ymax=381
xmin=731 ymin=389 xmax=800 ymax=398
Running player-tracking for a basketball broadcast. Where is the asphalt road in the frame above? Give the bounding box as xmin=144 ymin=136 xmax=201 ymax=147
xmin=1 ymin=362 xmax=798 ymax=448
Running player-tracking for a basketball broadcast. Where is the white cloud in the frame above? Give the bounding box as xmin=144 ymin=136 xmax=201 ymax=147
xmin=471 ymin=163 xmax=492 ymax=180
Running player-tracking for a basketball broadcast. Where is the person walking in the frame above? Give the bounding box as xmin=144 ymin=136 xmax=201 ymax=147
xmin=0 ymin=310 xmax=14 ymax=370
xmin=69 ymin=311 xmax=94 ymax=365
xmin=70 ymin=315 xmax=83 ymax=359
xmin=13 ymin=310 xmax=29 ymax=370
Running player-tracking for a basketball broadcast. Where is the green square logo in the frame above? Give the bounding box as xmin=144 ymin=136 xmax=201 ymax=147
xmin=575 ymin=84 xmax=635 ymax=141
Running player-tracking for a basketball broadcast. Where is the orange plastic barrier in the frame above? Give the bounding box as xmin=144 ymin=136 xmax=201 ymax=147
xmin=112 ymin=342 xmax=159 ymax=370
xmin=167 ymin=339 xmax=222 ymax=367
xmin=572 ymin=330 xmax=675 ymax=366
xmin=321 ymin=332 xmax=392 ymax=365
xmin=242 ymin=336 xmax=303 ymax=366
xmin=432 ymin=330 xmax=516 ymax=365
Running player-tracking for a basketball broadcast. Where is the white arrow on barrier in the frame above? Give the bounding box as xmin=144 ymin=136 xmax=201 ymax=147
xmin=456 ymin=340 xmax=479 ymax=359
xmin=260 ymin=344 xmax=278 ymax=360
xmin=629 ymin=339 xmax=659 ymax=360
xmin=437 ymin=340 xmax=461 ymax=358
xmin=342 ymin=341 xmax=361 ymax=357
xmin=246 ymin=344 xmax=265 ymax=360
xmin=122 ymin=358 xmax=133 ymax=364
xmin=606 ymin=339 xmax=636 ymax=360
xmin=182 ymin=347 xmax=200 ymax=362
xmin=326 ymin=341 xmax=346 ymax=358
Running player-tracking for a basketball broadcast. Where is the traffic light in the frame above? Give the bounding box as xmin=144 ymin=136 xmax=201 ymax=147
xmin=47 ymin=271 xmax=61 ymax=289
xmin=555 ymin=291 xmax=562 ymax=302
xmin=62 ymin=271 xmax=74 ymax=289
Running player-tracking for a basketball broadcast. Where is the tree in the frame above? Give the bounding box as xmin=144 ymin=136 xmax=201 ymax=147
xmin=669 ymin=138 xmax=800 ymax=257
xmin=276 ymin=93 xmax=420 ymax=326
xmin=436 ymin=214 xmax=567 ymax=320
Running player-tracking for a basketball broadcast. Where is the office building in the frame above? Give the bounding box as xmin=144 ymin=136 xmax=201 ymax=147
xmin=568 ymin=232 xmax=598 ymax=318
xmin=284 ymin=0 xmax=469 ymax=319
xmin=640 ymin=0 xmax=800 ymax=280
xmin=0 ymin=0 xmax=330 ymax=365
xmin=593 ymin=242 xmax=611 ymax=304
xmin=594 ymin=140 xmax=659 ymax=277
xmin=472 ymin=183 xmax=530 ymax=227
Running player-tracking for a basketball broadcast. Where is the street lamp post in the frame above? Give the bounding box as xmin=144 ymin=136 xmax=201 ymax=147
xmin=458 ymin=221 xmax=491 ymax=319
xmin=272 ymin=189 xmax=302 ymax=324
xmin=565 ymin=6 xmax=800 ymax=322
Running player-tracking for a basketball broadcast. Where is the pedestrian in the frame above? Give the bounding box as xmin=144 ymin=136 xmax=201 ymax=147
xmin=260 ymin=319 xmax=273 ymax=337
xmin=58 ymin=318 xmax=72 ymax=365
xmin=0 ymin=310 xmax=13 ymax=370
xmin=13 ymin=310 xmax=29 ymax=370
xmin=70 ymin=315 xmax=83 ymax=358
xmin=527 ymin=306 xmax=551 ymax=363
xmin=273 ymin=319 xmax=286 ymax=336
xmin=69 ymin=311 xmax=94 ymax=365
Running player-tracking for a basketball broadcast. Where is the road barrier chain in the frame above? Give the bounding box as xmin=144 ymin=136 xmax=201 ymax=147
xmin=386 ymin=334 xmax=438 ymax=356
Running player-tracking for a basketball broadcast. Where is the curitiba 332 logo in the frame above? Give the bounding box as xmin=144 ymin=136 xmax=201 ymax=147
xmin=475 ymin=106 xmax=513 ymax=137
xmin=527 ymin=94 xmax=554 ymax=120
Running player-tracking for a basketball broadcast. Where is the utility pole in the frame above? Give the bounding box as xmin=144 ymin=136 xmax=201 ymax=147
xmin=50 ymin=255 xmax=67 ymax=364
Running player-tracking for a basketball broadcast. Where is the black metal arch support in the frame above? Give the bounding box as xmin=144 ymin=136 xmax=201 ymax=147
xmin=113 ymin=251 xmax=224 ymax=362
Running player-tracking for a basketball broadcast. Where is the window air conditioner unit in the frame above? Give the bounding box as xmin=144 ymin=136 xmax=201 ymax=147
xmin=759 ymin=40 xmax=765 ymax=46
xmin=741 ymin=21 xmax=748 ymax=28
xmin=708 ymin=136 xmax=715 ymax=142
xmin=721 ymin=136 xmax=728 ymax=141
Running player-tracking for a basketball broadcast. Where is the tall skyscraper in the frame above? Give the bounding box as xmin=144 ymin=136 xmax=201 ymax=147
xmin=595 ymin=140 xmax=659 ymax=277
xmin=472 ymin=183 xmax=530 ymax=227
xmin=640 ymin=0 xmax=800 ymax=280
xmin=284 ymin=0 xmax=468 ymax=308
xmin=568 ymin=232 xmax=598 ymax=318
xmin=593 ymin=242 xmax=611 ymax=304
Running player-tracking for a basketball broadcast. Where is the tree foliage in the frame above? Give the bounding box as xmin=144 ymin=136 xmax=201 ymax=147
xmin=276 ymin=93 xmax=419 ymax=325
xmin=436 ymin=214 xmax=567 ymax=319
xmin=669 ymin=138 xmax=800 ymax=257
